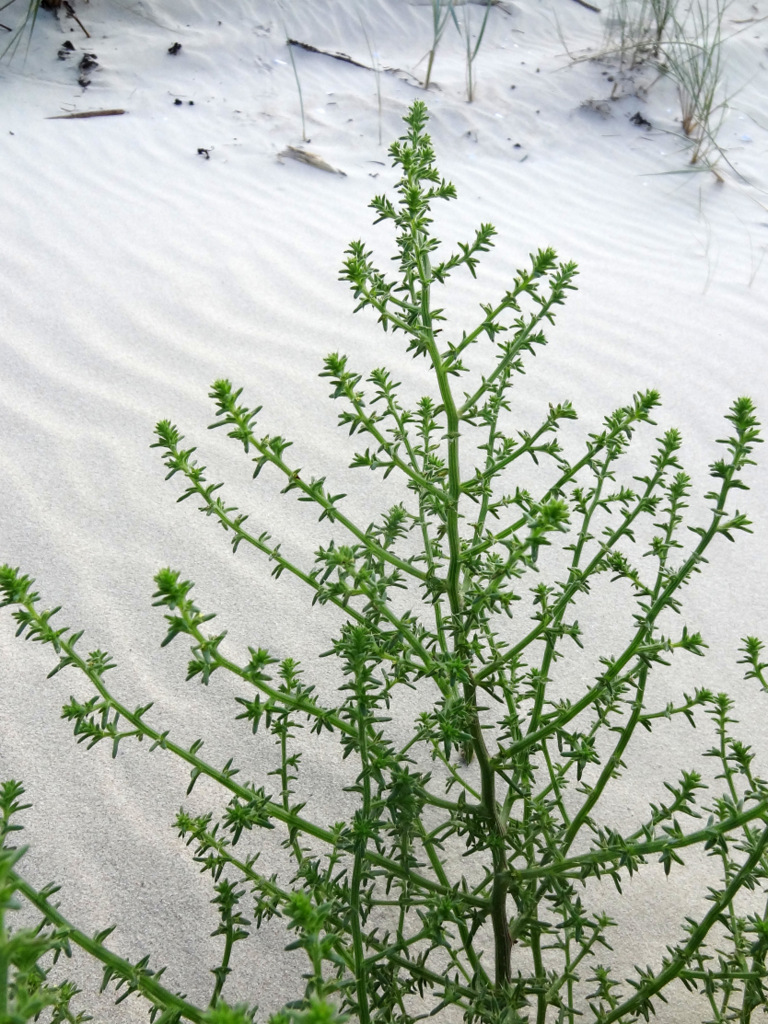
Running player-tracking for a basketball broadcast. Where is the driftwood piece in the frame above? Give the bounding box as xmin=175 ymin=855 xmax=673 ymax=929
xmin=46 ymin=108 xmax=126 ymax=119
xmin=278 ymin=146 xmax=346 ymax=177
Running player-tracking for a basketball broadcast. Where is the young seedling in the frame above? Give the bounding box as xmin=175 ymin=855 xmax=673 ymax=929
xmin=1 ymin=102 xmax=767 ymax=1024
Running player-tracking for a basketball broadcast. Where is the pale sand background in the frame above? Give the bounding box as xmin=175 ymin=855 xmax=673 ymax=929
xmin=1 ymin=0 xmax=767 ymax=1020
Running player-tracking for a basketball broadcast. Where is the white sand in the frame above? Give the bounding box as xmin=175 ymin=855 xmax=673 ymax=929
xmin=1 ymin=0 xmax=767 ymax=1020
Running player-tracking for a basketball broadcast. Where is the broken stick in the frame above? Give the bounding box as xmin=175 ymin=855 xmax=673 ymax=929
xmin=46 ymin=109 xmax=126 ymax=119
xmin=287 ymin=39 xmax=370 ymax=70
xmin=286 ymin=39 xmax=419 ymax=83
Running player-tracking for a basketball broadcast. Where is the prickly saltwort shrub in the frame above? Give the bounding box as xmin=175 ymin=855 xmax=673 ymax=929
xmin=1 ymin=101 xmax=767 ymax=1024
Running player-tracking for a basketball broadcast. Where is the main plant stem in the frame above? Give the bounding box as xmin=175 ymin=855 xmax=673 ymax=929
xmin=418 ymin=241 xmax=513 ymax=987
xmin=351 ymin=684 xmax=372 ymax=1024
xmin=0 ymin=901 xmax=7 ymax=1020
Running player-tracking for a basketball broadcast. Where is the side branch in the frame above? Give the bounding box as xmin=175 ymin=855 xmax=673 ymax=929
xmin=9 ymin=870 xmax=210 ymax=1023
xmin=0 ymin=578 xmax=486 ymax=912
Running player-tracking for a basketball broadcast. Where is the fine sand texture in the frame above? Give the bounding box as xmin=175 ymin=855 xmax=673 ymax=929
xmin=1 ymin=0 xmax=767 ymax=1021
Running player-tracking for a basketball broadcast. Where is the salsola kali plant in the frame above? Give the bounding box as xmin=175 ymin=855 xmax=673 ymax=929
xmin=2 ymin=102 xmax=768 ymax=1024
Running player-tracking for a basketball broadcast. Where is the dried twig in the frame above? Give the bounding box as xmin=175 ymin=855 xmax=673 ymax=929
xmin=286 ymin=38 xmax=418 ymax=82
xmin=287 ymin=38 xmax=370 ymax=70
xmin=570 ymin=0 xmax=601 ymax=11
xmin=62 ymin=0 xmax=89 ymax=37
xmin=46 ymin=108 xmax=126 ymax=119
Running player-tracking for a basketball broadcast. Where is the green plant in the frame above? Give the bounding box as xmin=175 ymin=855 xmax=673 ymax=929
xmin=601 ymin=0 xmax=676 ymax=79
xmin=660 ymin=0 xmax=728 ymax=166
xmin=1 ymin=0 xmax=42 ymax=60
xmin=358 ymin=12 xmax=382 ymax=146
xmin=0 ymin=782 xmax=93 ymax=1024
xmin=598 ymin=0 xmax=729 ymax=171
xmin=278 ymin=3 xmax=307 ymax=143
xmin=2 ymin=101 xmax=768 ymax=1024
xmin=1 ymin=0 xmax=89 ymax=59
xmin=422 ymin=0 xmax=459 ymax=90
xmin=460 ymin=0 xmax=493 ymax=102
